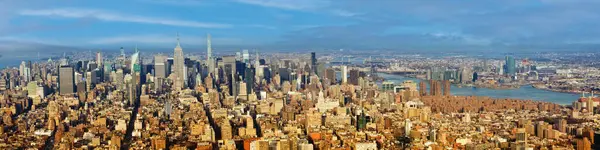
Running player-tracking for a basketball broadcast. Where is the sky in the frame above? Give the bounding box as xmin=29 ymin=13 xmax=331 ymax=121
xmin=1 ymin=0 xmax=600 ymax=53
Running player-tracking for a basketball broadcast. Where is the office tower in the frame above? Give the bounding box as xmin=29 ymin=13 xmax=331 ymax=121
xmin=442 ymin=80 xmax=451 ymax=96
xmin=325 ymin=68 xmax=335 ymax=83
xmin=59 ymin=66 xmax=75 ymax=95
xmin=419 ymin=81 xmax=427 ymax=96
xmin=19 ymin=61 xmax=31 ymax=82
xmin=460 ymin=67 xmax=471 ymax=84
xmin=505 ymin=56 xmax=516 ymax=76
xmin=223 ymin=56 xmax=236 ymax=76
xmin=342 ymin=66 xmax=348 ymax=83
xmin=245 ymin=67 xmax=255 ymax=95
xmin=311 ymin=52 xmax=317 ymax=75
xmin=131 ymin=48 xmax=140 ymax=72
xmin=173 ymin=33 xmax=185 ymax=90
xmin=154 ymin=54 xmax=168 ymax=79
xmin=349 ymin=69 xmax=359 ymax=85
xmin=96 ymin=51 xmax=102 ymax=66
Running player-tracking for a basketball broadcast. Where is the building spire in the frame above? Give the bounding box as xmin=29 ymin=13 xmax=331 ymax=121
xmin=176 ymin=32 xmax=181 ymax=47
xmin=135 ymin=44 xmax=139 ymax=53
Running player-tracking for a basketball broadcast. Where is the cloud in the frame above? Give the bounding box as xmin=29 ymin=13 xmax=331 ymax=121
xmin=233 ymin=0 xmax=328 ymax=11
xmin=88 ymin=34 xmax=249 ymax=46
xmin=330 ymin=9 xmax=359 ymax=17
xmin=19 ymin=8 xmax=232 ymax=28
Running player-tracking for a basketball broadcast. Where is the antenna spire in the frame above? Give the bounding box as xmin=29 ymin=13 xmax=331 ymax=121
xmin=176 ymin=32 xmax=181 ymax=47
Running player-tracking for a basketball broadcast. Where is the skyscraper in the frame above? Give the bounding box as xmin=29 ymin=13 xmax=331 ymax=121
xmin=419 ymin=81 xmax=427 ymax=96
xmin=173 ymin=33 xmax=185 ymax=90
xmin=59 ymin=65 xmax=75 ymax=95
xmin=96 ymin=51 xmax=103 ymax=66
xmin=131 ymin=47 xmax=140 ymax=73
xmin=442 ymin=80 xmax=451 ymax=96
xmin=349 ymin=69 xmax=359 ymax=85
xmin=505 ymin=56 xmax=516 ymax=76
xmin=325 ymin=68 xmax=335 ymax=83
xmin=206 ymin=34 xmax=214 ymax=75
xmin=154 ymin=54 xmax=168 ymax=79
xmin=311 ymin=52 xmax=317 ymax=75
xmin=342 ymin=66 xmax=348 ymax=84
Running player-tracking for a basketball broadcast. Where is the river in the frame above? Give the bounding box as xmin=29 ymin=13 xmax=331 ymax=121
xmin=379 ymin=73 xmax=580 ymax=105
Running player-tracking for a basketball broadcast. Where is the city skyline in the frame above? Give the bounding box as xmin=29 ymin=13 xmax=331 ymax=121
xmin=2 ymin=0 xmax=600 ymax=52
xmin=2 ymin=1 xmax=600 ymax=150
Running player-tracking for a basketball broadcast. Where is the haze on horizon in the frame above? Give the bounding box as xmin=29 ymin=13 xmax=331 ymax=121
xmin=1 ymin=0 xmax=599 ymax=52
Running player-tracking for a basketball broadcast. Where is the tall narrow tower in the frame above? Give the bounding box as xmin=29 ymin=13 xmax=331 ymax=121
xmin=96 ymin=51 xmax=102 ymax=66
xmin=174 ymin=33 xmax=185 ymax=90
xmin=207 ymin=34 xmax=212 ymax=61
xmin=207 ymin=34 xmax=214 ymax=75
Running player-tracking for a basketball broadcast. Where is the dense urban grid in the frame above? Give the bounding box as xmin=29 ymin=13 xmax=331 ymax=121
xmin=0 ymin=34 xmax=599 ymax=150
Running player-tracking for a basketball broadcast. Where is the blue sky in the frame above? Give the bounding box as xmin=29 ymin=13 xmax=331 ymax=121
xmin=1 ymin=0 xmax=600 ymax=52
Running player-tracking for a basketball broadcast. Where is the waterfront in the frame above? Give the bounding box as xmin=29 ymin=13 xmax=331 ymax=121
xmin=379 ymin=73 xmax=581 ymax=105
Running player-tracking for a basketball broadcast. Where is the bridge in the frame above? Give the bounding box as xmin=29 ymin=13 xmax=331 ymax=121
xmin=377 ymin=69 xmax=425 ymax=75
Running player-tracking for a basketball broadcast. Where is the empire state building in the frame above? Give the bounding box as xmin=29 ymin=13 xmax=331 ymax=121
xmin=173 ymin=33 xmax=185 ymax=90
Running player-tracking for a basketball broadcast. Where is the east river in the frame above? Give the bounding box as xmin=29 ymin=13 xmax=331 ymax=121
xmin=379 ymin=73 xmax=580 ymax=105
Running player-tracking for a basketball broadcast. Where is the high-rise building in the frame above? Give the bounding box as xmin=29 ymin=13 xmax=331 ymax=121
xmin=206 ymin=34 xmax=215 ymax=75
xmin=419 ymin=81 xmax=427 ymax=96
xmin=576 ymin=137 xmax=592 ymax=150
xmin=311 ymin=52 xmax=317 ymax=75
xmin=245 ymin=67 xmax=255 ymax=95
xmin=505 ymin=56 xmax=516 ymax=76
xmin=429 ymin=80 xmax=442 ymax=96
xmin=349 ymin=69 xmax=359 ymax=85
xmin=96 ymin=51 xmax=102 ymax=66
xmin=442 ymin=80 xmax=451 ymax=96
xmin=173 ymin=33 xmax=185 ymax=90
xmin=59 ymin=66 xmax=75 ymax=95
xmin=536 ymin=121 xmax=546 ymax=138
xmin=154 ymin=54 xmax=168 ymax=79
xmin=515 ymin=128 xmax=527 ymax=150
xmin=342 ymin=66 xmax=348 ymax=84
xmin=325 ymin=68 xmax=335 ymax=83
xmin=558 ymin=119 xmax=567 ymax=133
